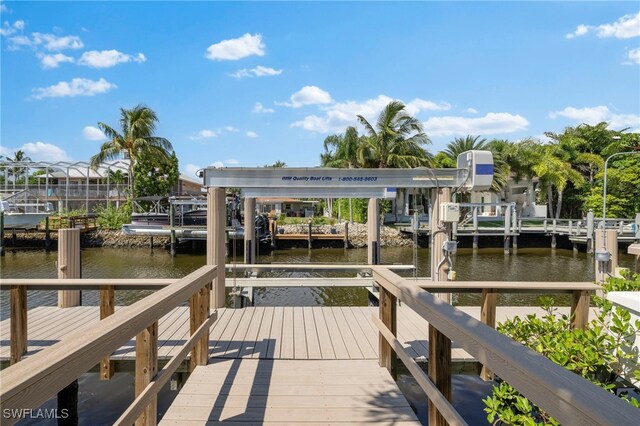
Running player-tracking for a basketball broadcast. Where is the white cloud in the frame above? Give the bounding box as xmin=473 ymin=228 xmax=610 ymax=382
xmin=246 ymin=131 xmax=259 ymax=138
xmin=183 ymin=163 xmax=203 ymax=177
xmin=422 ymin=113 xmax=530 ymax=137
xmin=82 ymin=126 xmax=106 ymax=141
xmin=20 ymin=142 xmax=70 ymax=162
xmin=464 ymin=107 xmax=479 ymax=114
xmin=38 ymin=53 xmax=74 ymax=69
xmin=0 ymin=20 xmax=24 ymax=37
xmin=549 ymin=105 xmax=640 ymax=129
xmin=280 ymin=85 xmax=333 ymax=108
xmin=190 ymin=129 xmax=218 ymax=140
xmin=33 ymin=32 xmax=83 ymax=50
xmin=78 ymin=49 xmax=146 ymax=68
xmin=230 ymin=65 xmax=282 ymax=79
xmin=31 ymin=78 xmax=116 ymax=99
xmin=566 ymin=11 xmax=640 ymax=39
xmin=8 ymin=32 xmax=83 ymax=51
xmin=291 ymin=94 xmax=453 ymax=134
xmin=0 ymin=2 xmax=8 ymax=13
xmin=627 ymin=47 xmax=640 ymax=64
xmin=252 ymin=102 xmax=274 ymax=113
xmin=404 ymin=98 xmax=451 ymax=116
xmin=205 ymin=33 xmax=265 ymax=61
xmin=226 ymin=159 xmax=239 ymax=165
xmin=224 ymin=126 xmax=238 ymax=132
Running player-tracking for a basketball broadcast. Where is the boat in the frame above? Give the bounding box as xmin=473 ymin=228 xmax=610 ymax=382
xmin=0 ymin=199 xmax=53 ymax=230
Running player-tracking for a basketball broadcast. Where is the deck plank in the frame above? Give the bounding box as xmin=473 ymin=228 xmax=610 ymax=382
xmin=292 ymin=307 xmax=308 ymax=360
xmin=302 ymin=306 xmax=322 ymax=359
xmin=311 ymin=307 xmax=336 ymax=360
xmin=330 ymin=307 xmax=363 ymax=359
xmin=159 ymin=359 xmax=420 ymax=425
xmin=251 ymin=306 xmax=274 ymax=359
xmin=320 ymin=307 xmax=350 ymax=359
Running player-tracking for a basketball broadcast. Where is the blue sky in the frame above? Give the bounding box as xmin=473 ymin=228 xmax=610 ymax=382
xmin=1 ymin=1 xmax=639 ymax=179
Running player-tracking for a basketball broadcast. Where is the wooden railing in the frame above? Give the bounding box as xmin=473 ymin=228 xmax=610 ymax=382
xmin=47 ymin=215 xmax=97 ymax=231
xmin=371 ymin=267 xmax=638 ymax=425
xmin=0 ymin=265 xmax=216 ymax=426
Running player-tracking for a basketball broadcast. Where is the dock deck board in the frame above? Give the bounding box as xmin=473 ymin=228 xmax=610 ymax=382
xmin=158 ymin=358 xmax=420 ymax=425
xmin=0 ymin=305 xmax=595 ymax=363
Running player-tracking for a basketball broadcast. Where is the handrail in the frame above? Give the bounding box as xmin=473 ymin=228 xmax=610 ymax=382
xmin=114 ymin=312 xmax=218 ymax=426
xmin=0 ymin=265 xmax=216 ymax=415
xmin=372 ymin=266 xmax=638 ymax=425
xmin=372 ymin=316 xmax=468 ymax=426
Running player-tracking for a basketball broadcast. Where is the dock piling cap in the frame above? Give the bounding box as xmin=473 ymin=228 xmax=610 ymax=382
xmin=628 ymin=243 xmax=640 ymax=256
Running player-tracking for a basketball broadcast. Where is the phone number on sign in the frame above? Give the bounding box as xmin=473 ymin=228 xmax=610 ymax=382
xmin=338 ymin=177 xmax=378 ymax=182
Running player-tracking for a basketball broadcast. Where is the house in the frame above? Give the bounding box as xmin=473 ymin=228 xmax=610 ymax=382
xmin=256 ymin=198 xmax=319 ymax=218
xmin=172 ymin=174 xmax=202 ymax=196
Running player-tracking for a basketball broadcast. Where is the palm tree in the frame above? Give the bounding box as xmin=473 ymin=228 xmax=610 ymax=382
xmin=443 ymin=135 xmax=487 ymax=159
xmin=7 ymin=150 xmax=32 ymax=189
xmin=321 ymin=126 xmax=363 ymax=168
xmin=91 ymin=105 xmax=173 ymax=202
xmin=356 ymin=101 xmax=431 ymax=168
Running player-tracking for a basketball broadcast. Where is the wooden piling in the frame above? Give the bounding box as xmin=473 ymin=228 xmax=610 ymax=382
xmin=58 ymin=228 xmax=81 ymax=308
xmin=307 ymin=221 xmax=313 ymax=249
xmin=595 ymin=229 xmax=618 ymax=283
xmin=100 ymin=285 xmax=115 ymax=380
xmin=45 ymin=216 xmax=51 ymax=251
xmin=244 ymin=198 xmax=256 ymax=264
xmin=169 ymin=204 xmax=176 ymax=257
xmin=367 ymin=198 xmax=380 ymax=265
xmin=571 ymin=290 xmax=589 ymax=330
xmin=10 ymin=285 xmax=27 ymax=364
xmin=135 ymin=322 xmax=158 ymax=426
xmin=480 ymin=289 xmax=497 ymax=380
xmin=189 ymin=285 xmax=209 ymax=370
xmin=208 ymin=187 xmax=226 ymax=308
xmin=379 ymin=286 xmax=397 ymax=380
xmin=428 ymin=187 xmax=452 ymax=425
xmin=344 ymin=221 xmax=349 ymax=249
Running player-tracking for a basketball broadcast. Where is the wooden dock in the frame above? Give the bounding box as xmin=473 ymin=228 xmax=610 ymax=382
xmin=0 ymin=305 xmax=597 ymax=366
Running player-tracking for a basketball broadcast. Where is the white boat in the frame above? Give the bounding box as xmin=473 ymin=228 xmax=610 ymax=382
xmin=1 ymin=200 xmax=53 ymax=229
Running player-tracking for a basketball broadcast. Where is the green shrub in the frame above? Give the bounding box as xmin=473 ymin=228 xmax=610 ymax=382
xmin=95 ymin=204 xmax=131 ymax=230
xmin=483 ymin=274 xmax=640 ymax=424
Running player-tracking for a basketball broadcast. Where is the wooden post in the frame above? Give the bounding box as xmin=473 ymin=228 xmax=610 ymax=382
xmin=367 ymin=198 xmax=380 ymax=265
xmin=45 ymin=216 xmax=51 ymax=251
xmin=244 ymin=197 xmax=256 ymax=264
xmin=208 ymin=187 xmax=226 ymax=308
xmin=344 ymin=221 xmax=349 ymax=249
xmin=379 ymin=286 xmax=397 ymax=380
xmin=10 ymin=285 xmax=27 ymax=364
xmin=429 ymin=187 xmax=452 ymax=426
xmin=586 ymin=210 xmax=594 ymax=253
xmin=100 ymin=285 xmax=115 ymax=380
xmin=635 ymin=213 xmax=640 ymax=242
xmin=169 ymin=204 xmax=176 ymax=257
xmin=58 ymin=228 xmax=81 ymax=307
xmin=189 ymin=284 xmax=210 ymax=370
xmin=571 ymin=290 xmax=589 ymax=330
xmin=135 ymin=322 xmax=158 ymax=426
xmin=480 ymin=289 xmax=497 ymax=380
xmin=595 ymin=229 xmax=618 ymax=283
xmin=307 ymin=220 xmax=313 ymax=249
xmin=0 ymin=211 xmax=4 ymax=256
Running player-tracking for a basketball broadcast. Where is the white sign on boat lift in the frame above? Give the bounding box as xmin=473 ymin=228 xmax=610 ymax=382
xmin=201 ymin=150 xmax=494 ymax=197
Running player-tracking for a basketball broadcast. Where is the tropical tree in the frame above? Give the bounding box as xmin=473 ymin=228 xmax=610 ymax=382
xmin=356 ymin=101 xmax=431 ymax=168
xmin=320 ymin=126 xmax=363 ymax=168
xmin=6 ymin=150 xmax=32 ymax=188
xmin=134 ymin=151 xmax=179 ymax=198
xmin=90 ymin=105 xmax=174 ymax=202
xmin=264 ymin=160 xmax=286 ymax=167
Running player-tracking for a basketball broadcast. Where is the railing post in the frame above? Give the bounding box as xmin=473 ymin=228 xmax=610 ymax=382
xmin=586 ymin=210 xmax=594 ymax=253
xmin=378 ymin=286 xmax=397 ymax=380
xmin=635 ymin=213 xmax=640 ymax=241
xmin=135 ymin=322 xmax=158 ymax=426
xmin=58 ymin=228 xmax=81 ymax=307
xmin=190 ymin=284 xmax=210 ymax=370
xmin=10 ymin=285 xmax=27 ymax=364
xmin=45 ymin=216 xmax=51 ymax=251
xmin=571 ymin=290 xmax=589 ymax=330
xmin=480 ymin=289 xmax=497 ymax=380
xmin=100 ymin=285 xmax=115 ymax=380
xmin=208 ymin=187 xmax=226 ymax=308
xmin=429 ymin=187 xmax=452 ymax=426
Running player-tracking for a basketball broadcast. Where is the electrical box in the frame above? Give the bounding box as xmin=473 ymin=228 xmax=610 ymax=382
xmin=440 ymin=202 xmax=460 ymax=222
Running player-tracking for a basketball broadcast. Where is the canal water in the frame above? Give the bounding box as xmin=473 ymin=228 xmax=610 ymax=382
xmin=1 ymin=246 xmax=636 ymax=424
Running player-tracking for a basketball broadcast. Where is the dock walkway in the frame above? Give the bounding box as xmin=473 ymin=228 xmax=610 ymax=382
xmin=0 ymin=305 xmax=591 ymax=365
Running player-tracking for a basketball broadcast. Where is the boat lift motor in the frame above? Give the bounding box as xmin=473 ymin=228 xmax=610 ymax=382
xmin=457 ymin=150 xmax=494 ymax=192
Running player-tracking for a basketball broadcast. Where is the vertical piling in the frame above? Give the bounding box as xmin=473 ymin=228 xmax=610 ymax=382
xmin=208 ymin=187 xmax=226 ymax=308
xmin=344 ymin=221 xmax=349 ymax=249
xmin=57 ymin=230 xmax=80 ymax=422
xmin=586 ymin=210 xmax=594 ymax=253
xmin=169 ymin=204 xmax=176 ymax=257
xmin=100 ymin=285 xmax=115 ymax=380
xmin=367 ymin=198 xmax=380 ymax=265
xmin=244 ymin=198 xmax=256 ymax=264
xmin=307 ymin=220 xmax=313 ymax=249
xmin=45 ymin=216 xmax=51 ymax=251
xmin=10 ymin=285 xmax=27 ymax=364
xmin=58 ymin=228 xmax=81 ymax=308
xmin=0 ymin=211 xmax=4 ymax=256
xmin=429 ymin=187 xmax=452 ymax=426
xmin=595 ymin=229 xmax=619 ymax=283
xmin=135 ymin=322 xmax=158 ymax=426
